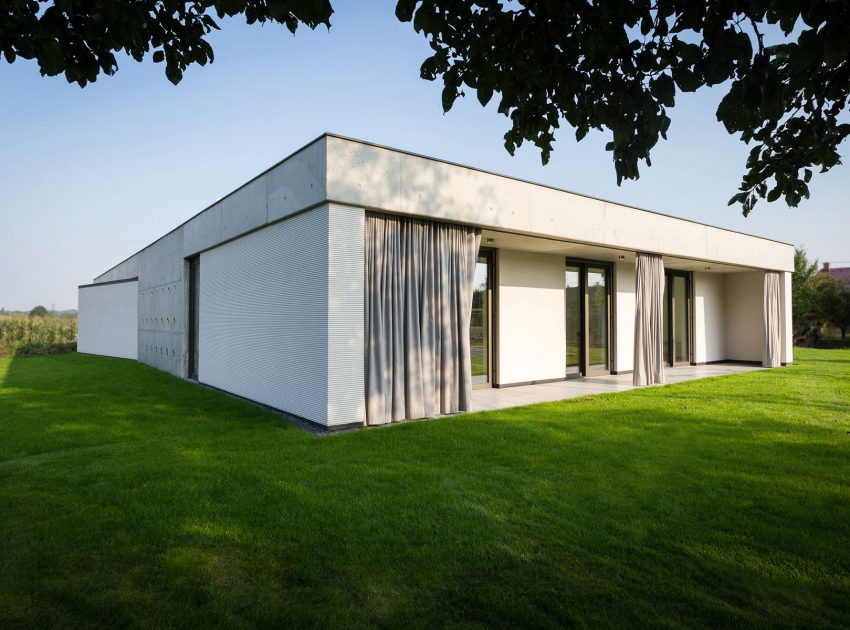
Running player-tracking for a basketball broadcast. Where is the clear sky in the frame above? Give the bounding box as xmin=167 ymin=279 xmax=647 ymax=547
xmin=1 ymin=3 xmax=847 ymax=311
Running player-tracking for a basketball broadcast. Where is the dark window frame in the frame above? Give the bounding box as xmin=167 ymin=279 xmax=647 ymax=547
xmin=187 ymin=256 xmax=200 ymax=380
xmin=664 ymin=269 xmax=693 ymax=367
xmin=472 ymin=247 xmax=496 ymax=389
xmin=565 ymin=258 xmax=614 ymax=377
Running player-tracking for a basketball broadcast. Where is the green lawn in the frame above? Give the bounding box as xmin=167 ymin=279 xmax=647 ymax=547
xmin=1 ymin=350 xmax=849 ymax=627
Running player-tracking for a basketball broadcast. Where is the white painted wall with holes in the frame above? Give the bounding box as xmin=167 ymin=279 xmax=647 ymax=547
xmin=138 ymin=281 xmax=183 ymax=373
xmin=136 ymin=228 xmax=186 ymax=376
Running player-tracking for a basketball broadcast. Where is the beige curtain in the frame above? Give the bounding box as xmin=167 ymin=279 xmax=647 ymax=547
xmin=633 ymin=253 xmax=666 ymax=386
xmin=763 ymin=271 xmax=782 ymax=368
xmin=364 ymin=212 xmax=481 ymax=425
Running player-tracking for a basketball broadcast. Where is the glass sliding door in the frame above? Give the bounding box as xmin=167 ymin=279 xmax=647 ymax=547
xmin=565 ymin=266 xmax=581 ymax=376
xmin=663 ymin=270 xmax=691 ymax=366
xmin=565 ymin=260 xmax=612 ymax=377
xmin=672 ymin=275 xmax=689 ymax=365
xmin=470 ymin=249 xmax=494 ymax=387
xmin=586 ymin=267 xmax=609 ymax=373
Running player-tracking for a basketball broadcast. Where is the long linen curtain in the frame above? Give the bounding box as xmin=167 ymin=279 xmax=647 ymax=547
xmin=633 ymin=253 xmax=666 ymax=386
xmin=365 ymin=212 xmax=482 ymax=425
xmin=763 ymin=271 xmax=782 ymax=368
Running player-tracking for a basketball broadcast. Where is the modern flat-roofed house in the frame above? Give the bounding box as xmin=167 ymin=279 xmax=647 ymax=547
xmin=78 ymin=134 xmax=793 ymax=431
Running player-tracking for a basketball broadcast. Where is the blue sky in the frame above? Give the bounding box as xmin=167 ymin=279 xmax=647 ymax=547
xmin=1 ymin=3 xmax=847 ymax=310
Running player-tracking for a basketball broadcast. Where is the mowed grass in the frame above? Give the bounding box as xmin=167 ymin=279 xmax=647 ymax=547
xmin=1 ymin=350 xmax=849 ymax=627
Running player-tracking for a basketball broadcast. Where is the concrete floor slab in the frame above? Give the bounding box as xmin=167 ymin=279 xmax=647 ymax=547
xmin=469 ymin=363 xmax=763 ymax=413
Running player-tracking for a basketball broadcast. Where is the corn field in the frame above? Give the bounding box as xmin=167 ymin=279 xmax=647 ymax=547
xmin=0 ymin=316 xmax=77 ymax=346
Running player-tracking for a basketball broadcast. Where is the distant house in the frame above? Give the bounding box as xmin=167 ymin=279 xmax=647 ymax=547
xmin=820 ymin=262 xmax=850 ymax=286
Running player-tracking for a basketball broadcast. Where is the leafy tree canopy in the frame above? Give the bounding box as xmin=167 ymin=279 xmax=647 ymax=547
xmin=2 ymin=1 xmax=849 ymax=215
xmin=397 ymin=0 xmax=850 ymax=215
xmin=814 ymin=273 xmax=850 ymax=339
xmin=0 ymin=1 xmax=332 ymax=85
xmin=29 ymin=305 xmax=49 ymax=318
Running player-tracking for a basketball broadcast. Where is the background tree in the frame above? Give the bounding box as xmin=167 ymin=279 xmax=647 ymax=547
xmin=792 ymin=247 xmax=819 ymax=338
xmin=814 ymin=274 xmax=850 ymax=340
xmin=3 ymin=1 xmax=849 ymax=214
xmin=834 ymin=285 xmax=850 ymax=340
xmin=29 ymin=305 xmax=48 ymax=318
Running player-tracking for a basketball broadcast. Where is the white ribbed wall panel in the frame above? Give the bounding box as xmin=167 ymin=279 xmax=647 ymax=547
xmin=78 ymin=280 xmax=139 ymax=359
xmin=327 ymin=204 xmax=366 ymax=426
xmin=198 ymin=205 xmax=366 ymax=427
xmin=199 ymin=207 xmax=330 ymax=425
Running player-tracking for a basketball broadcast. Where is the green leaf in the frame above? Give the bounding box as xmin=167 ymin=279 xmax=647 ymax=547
xmin=672 ymin=67 xmax=700 ymax=92
xmin=165 ymin=63 xmax=182 ymax=85
xmin=716 ymin=82 xmax=744 ymax=133
xmin=650 ymin=74 xmax=675 ymax=107
xmin=477 ymin=84 xmax=493 ymax=107
xmin=441 ymin=85 xmax=457 ymax=112
xmin=395 ymin=0 xmax=417 ymax=22
xmin=727 ymin=192 xmax=748 ymax=206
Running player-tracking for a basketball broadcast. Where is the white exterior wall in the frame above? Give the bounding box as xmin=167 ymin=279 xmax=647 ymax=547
xmin=693 ymin=272 xmax=727 ymax=363
xmin=198 ymin=204 xmax=364 ymax=428
xmin=78 ymin=280 xmax=139 ymax=359
xmin=496 ymin=250 xmax=566 ymax=385
xmin=614 ymin=262 xmax=635 ymax=373
xmin=724 ymin=271 xmax=765 ymax=362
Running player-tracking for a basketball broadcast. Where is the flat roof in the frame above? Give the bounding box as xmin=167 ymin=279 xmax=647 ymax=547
xmin=94 ymin=132 xmax=793 ymax=280
xmin=323 ymin=133 xmax=793 ymax=247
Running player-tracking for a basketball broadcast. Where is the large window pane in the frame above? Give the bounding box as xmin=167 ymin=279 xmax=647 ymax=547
xmin=565 ymin=266 xmax=581 ymax=375
xmin=566 ymin=263 xmax=611 ymax=376
xmin=470 ymin=256 xmax=490 ymax=384
xmin=189 ymin=257 xmax=200 ymax=378
xmin=587 ymin=268 xmax=608 ymax=370
xmin=673 ymin=275 xmax=688 ymax=364
xmin=663 ymin=280 xmax=669 ymax=365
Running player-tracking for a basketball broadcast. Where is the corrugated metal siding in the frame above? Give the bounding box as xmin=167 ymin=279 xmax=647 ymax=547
xmin=78 ymin=281 xmax=139 ymax=359
xmin=199 ymin=206 xmax=330 ymax=425
xmin=327 ymin=204 xmax=366 ymax=426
